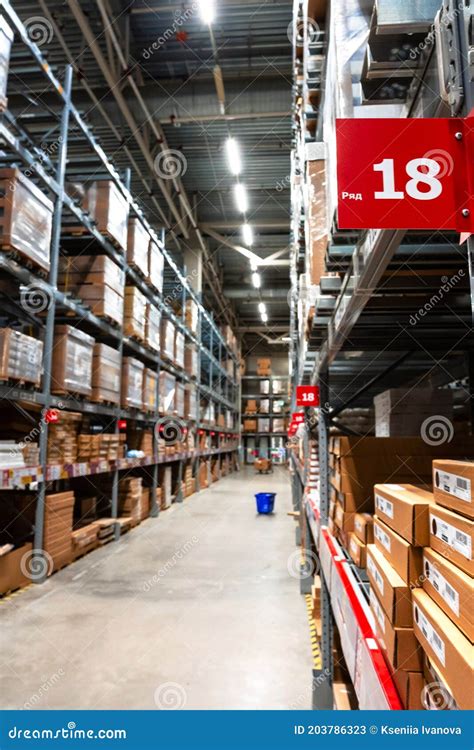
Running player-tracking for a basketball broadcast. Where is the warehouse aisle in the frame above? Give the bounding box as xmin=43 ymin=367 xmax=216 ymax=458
xmin=1 ymin=467 xmax=311 ymax=710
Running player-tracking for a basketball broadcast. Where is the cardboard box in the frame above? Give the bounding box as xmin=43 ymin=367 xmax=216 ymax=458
xmin=0 ymin=543 xmax=32 ymax=595
xmin=373 ymin=484 xmax=433 ymax=545
xmin=332 ymin=682 xmax=358 ymax=710
xmin=159 ymin=371 xmax=176 ymax=415
xmin=145 ymin=303 xmax=161 ymax=352
xmin=392 ymin=670 xmax=424 ymax=710
xmin=243 ymin=419 xmax=257 ymax=432
xmin=366 ymin=545 xmax=412 ymax=626
xmin=354 ymin=512 xmax=374 ymax=544
xmin=85 ymin=180 xmax=129 ymax=251
xmin=0 ymin=328 xmax=43 ymax=386
xmin=423 ymin=654 xmax=458 ymax=710
xmin=147 ymin=240 xmax=164 ymax=293
xmin=245 ymin=399 xmax=258 ymax=413
xmin=433 ymin=460 xmax=474 ymax=519
xmin=348 ymin=532 xmax=366 ymax=567
xmin=373 ymin=517 xmax=423 ymax=585
xmin=124 ymin=286 xmax=146 ymax=341
xmin=91 ymin=343 xmax=121 ymax=405
xmin=429 ymin=503 xmax=473 ymax=577
xmin=370 ymin=587 xmax=423 ymax=671
xmin=51 ymin=325 xmax=95 ymax=397
xmin=142 ymin=368 xmax=158 ymax=413
xmin=121 ymin=357 xmax=144 ymax=409
xmin=127 ymin=217 xmax=149 ymax=275
xmin=412 ymin=589 xmax=473 ymax=710
xmin=334 ymin=503 xmax=355 ymax=532
xmin=423 ymin=547 xmax=473 ymax=642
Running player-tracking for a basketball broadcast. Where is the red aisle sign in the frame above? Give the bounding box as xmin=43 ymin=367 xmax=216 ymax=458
xmin=336 ymin=117 xmax=474 ymax=231
xmin=296 ymin=385 xmax=320 ymax=407
xmin=291 ymin=412 xmax=305 ymax=424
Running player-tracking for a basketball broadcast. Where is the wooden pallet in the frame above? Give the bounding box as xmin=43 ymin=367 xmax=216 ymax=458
xmin=0 ymin=245 xmax=49 ymax=276
xmin=65 ymin=224 xmax=125 ymax=253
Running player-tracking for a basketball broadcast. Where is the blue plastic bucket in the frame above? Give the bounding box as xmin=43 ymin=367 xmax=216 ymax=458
xmin=255 ymin=492 xmax=276 ymax=514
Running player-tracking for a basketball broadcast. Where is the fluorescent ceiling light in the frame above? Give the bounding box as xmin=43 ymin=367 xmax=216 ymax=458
xmin=261 ymin=312 xmax=268 ymax=323
xmin=258 ymin=302 xmax=266 ymax=314
xmin=225 ymin=137 xmax=242 ymax=175
xmin=198 ymin=0 xmax=216 ymax=24
xmin=252 ymin=272 xmax=261 ymax=289
xmin=233 ymin=183 xmax=248 ymax=213
xmin=242 ymin=222 xmax=253 ymax=246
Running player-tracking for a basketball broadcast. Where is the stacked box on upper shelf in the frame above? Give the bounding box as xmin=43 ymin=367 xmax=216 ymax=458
xmin=84 ymin=180 xmax=129 ymax=252
xmin=159 ymin=371 xmax=176 ymax=415
xmin=58 ymin=255 xmax=124 ymax=327
xmin=51 ymin=326 xmax=94 ymax=397
xmin=175 ymin=330 xmax=185 ymax=370
xmin=91 ymin=343 xmax=121 ymax=405
xmin=121 ymin=357 xmax=144 ymax=410
xmin=127 ymin=217 xmax=149 ymax=276
xmin=374 ymin=388 xmax=453 ymax=437
xmin=124 ymin=286 xmax=146 ymax=341
xmin=145 ymin=303 xmax=161 ymax=352
xmin=184 ymin=343 xmax=198 ymax=379
xmin=147 ymin=240 xmax=164 ymax=293
xmin=0 ymin=328 xmax=43 ymax=387
xmin=142 ymin=368 xmax=158 ymax=413
xmin=161 ymin=319 xmax=175 ymax=364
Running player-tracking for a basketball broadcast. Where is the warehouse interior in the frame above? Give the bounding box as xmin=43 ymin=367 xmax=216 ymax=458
xmin=0 ymin=0 xmax=473 ymax=714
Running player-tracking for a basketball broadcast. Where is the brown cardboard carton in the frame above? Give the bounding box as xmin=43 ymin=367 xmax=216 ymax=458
xmin=392 ymin=671 xmax=424 ymax=710
xmin=85 ymin=180 xmax=129 ymax=251
xmin=91 ymin=343 xmax=121 ymax=405
xmin=158 ymin=371 xmax=176 ymax=415
xmin=51 ymin=326 xmax=94 ymax=397
xmin=422 ymin=654 xmax=459 ymax=710
xmin=334 ymin=435 xmax=474 ymax=459
xmin=373 ymin=517 xmax=423 ymax=585
xmin=412 ymin=589 xmax=474 ymax=710
xmin=332 ymin=682 xmax=358 ymax=710
xmin=348 ymin=532 xmax=366 ymax=567
xmin=354 ymin=512 xmax=374 ymax=544
xmin=423 ymin=547 xmax=473 ymax=642
xmin=124 ymin=286 xmax=146 ymax=341
xmin=243 ymin=419 xmax=257 ymax=432
xmin=433 ymin=460 xmax=474 ymax=519
xmin=0 ymin=543 xmax=32 ymax=595
xmin=145 ymin=303 xmax=161 ymax=352
xmin=147 ymin=240 xmax=164 ymax=293
xmin=142 ymin=368 xmax=158 ymax=413
xmin=370 ymin=587 xmax=423 ymax=671
xmin=429 ymin=503 xmax=473 ymax=577
xmin=366 ymin=545 xmax=412 ymax=626
xmin=0 ymin=328 xmax=43 ymax=386
xmin=121 ymin=357 xmax=144 ymax=410
xmin=127 ymin=217 xmax=149 ymax=275
xmin=373 ymin=484 xmax=433 ymax=545
xmin=334 ymin=502 xmax=355 ymax=532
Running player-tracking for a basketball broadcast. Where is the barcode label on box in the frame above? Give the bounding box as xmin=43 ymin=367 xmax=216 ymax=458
xmin=367 ymin=555 xmax=384 ymax=595
xmin=374 ymin=522 xmax=391 ymax=553
xmin=375 ymin=494 xmax=394 ymax=519
xmin=423 ymin=556 xmax=460 ymax=617
xmin=414 ymin=605 xmax=446 ymax=666
xmin=430 ymin=513 xmax=472 ymax=560
xmin=370 ymin=588 xmax=385 ymax=634
xmin=437 ymin=470 xmax=471 ymax=503
xmin=355 ymin=519 xmax=363 ymax=533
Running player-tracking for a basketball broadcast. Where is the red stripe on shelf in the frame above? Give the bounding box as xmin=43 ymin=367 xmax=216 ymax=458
xmin=321 ymin=528 xmax=402 ymax=710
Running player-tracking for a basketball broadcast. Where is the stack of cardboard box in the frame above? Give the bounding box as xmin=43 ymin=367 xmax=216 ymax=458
xmin=58 ymin=255 xmax=124 ymax=327
xmin=146 ymin=240 xmax=164 ymax=293
xmin=72 ymin=524 xmax=98 ymax=560
xmin=91 ymin=343 xmax=121 ymax=405
xmin=183 ymin=463 xmax=195 ymax=497
xmin=142 ymin=368 xmax=158 ymax=413
xmin=161 ymin=467 xmax=172 ymax=509
xmin=412 ymin=459 xmax=473 ymax=710
xmin=84 ymin=180 xmax=129 ymax=251
xmin=185 ymin=344 xmax=198 ymax=379
xmin=159 ymin=371 xmax=176 ymax=414
xmin=374 ymin=388 xmax=454 ymax=437
xmin=245 ymin=399 xmax=257 ymax=414
xmin=123 ymin=286 xmax=146 ymax=341
xmin=145 ymin=303 xmax=161 ymax=352
xmin=127 ymin=217 xmax=149 ymax=276
xmin=175 ymin=330 xmax=185 ymax=370
xmin=184 ymin=384 xmax=197 ymax=421
xmin=243 ymin=418 xmax=257 ymax=433
xmin=77 ymin=433 xmax=123 ymax=461
xmin=51 ymin=325 xmax=95 ymax=397
xmin=0 ymin=328 xmax=43 ymax=386
xmin=184 ymin=299 xmax=198 ymax=334
xmin=47 ymin=411 xmax=82 ymax=465
xmin=160 ymin=319 xmax=175 ymax=363
xmin=256 ymin=357 xmax=271 ymax=376
xmin=118 ymin=477 xmax=143 ymax=526
xmin=121 ymin=357 xmax=144 ymax=409
xmin=43 ymin=491 xmax=75 ymax=572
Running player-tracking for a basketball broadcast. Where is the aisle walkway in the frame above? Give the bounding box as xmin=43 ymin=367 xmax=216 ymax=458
xmin=1 ymin=467 xmax=311 ymax=709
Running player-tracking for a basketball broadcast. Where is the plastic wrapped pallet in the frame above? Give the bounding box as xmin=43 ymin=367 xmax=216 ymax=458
xmin=185 ymin=344 xmax=198 ymax=379
xmin=174 ymin=330 xmax=185 ymax=370
xmin=0 ymin=328 xmax=43 ymax=386
xmin=84 ymin=181 xmax=129 ymax=252
xmin=0 ymin=18 xmax=13 ymax=111
xmin=58 ymin=255 xmax=124 ymax=327
xmin=159 ymin=371 xmax=176 ymax=414
xmin=142 ymin=368 xmax=158 ymax=413
xmin=145 ymin=303 xmax=161 ymax=352
xmin=51 ymin=326 xmax=94 ymax=397
xmin=184 ymin=384 xmax=198 ymax=421
xmin=124 ymin=286 xmax=146 ymax=341
xmin=121 ymin=357 xmax=144 ymax=409
xmin=147 ymin=240 xmax=164 ymax=293
xmin=127 ymin=217 xmax=150 ymax=276
xmin=175 ymin=382 xmax=185 ymax=418
xmin=91 ymin=343 xmax=121 ymax=405
xmin=0 ymin=168 xmax=53 ymax=272
xmin=161 ymin=318 xmax=175 ymax=363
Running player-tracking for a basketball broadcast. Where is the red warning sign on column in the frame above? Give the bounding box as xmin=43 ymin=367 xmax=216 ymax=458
xmin=296 ymin=385 xmax=320 ymax=407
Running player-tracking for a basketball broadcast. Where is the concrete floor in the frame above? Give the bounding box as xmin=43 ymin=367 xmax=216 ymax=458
xmin=0 ymin=467 xmax=311 ymax=710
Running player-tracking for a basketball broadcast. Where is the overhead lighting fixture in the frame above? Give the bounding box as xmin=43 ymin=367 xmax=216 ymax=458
xmin=198 ymin=0 xmax=216 ymax=24
xmin=225 ymin=137 xmax=242 ymax=175
xmin=252 ymin=272 xmax=261 ymax=289
xmin=233 ymin=183 xmax=248 ymax=213
xmin=258 ymin=302 xmax=266 ymax=314
xmin=261 ymin=312 xmax=268 ymax=323
xmin=242 ymin=222 xmax=253 ymax=246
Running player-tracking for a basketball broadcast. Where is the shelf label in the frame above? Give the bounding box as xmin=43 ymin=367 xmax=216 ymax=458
xmin=374 ymin=522 xmax=391 ymax=553
xmin=375 ymin=494 xmax=394 ymax=519
xmin=430 ymin=512 xmax=472 ymax=560
xmin=336 ymin=117 xmax=473 ymax=231
xmin=295 ymin=385 xmax=320 ymax=407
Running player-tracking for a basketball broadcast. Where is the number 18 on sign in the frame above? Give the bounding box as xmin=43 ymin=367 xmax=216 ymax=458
xmin=296 ymin=385 xmax=319 ymax=407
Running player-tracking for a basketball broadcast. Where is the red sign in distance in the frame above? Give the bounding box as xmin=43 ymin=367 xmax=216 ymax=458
xmin=44 ymin=409 xmax=59 ymax=424
xmin=336 ymin=117 xmax=474 ymax=231
xmin=292 ymin=412 xmax=305 ymax=424
xmin=117 ymin=419 xmax=127 ymax=430
xmin=296 ymin=385 xmax=320 ymax=407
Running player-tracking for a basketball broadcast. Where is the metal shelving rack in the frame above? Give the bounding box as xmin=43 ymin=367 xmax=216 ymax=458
xmin=289 ymin=0 xmax=474 ymax=710
xmin=0 ymin=0 xmax=240 ymax=575
xmin=241 ymin=373 xmax=290 ymax=464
